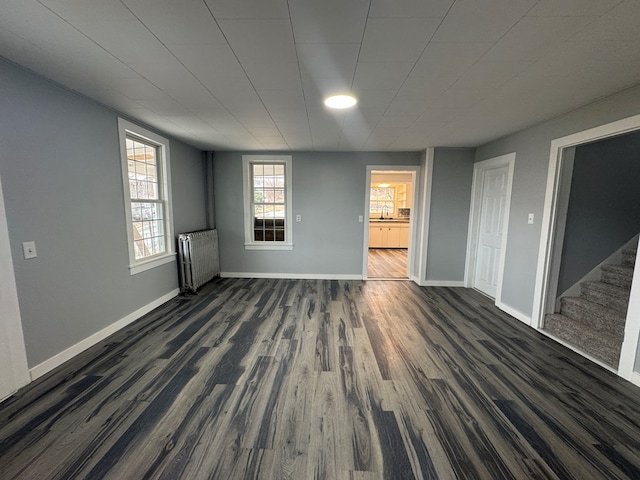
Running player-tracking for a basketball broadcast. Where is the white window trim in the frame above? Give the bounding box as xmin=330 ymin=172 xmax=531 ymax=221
xmin=118 ymin=118 xmax=175 ymax=275
xmin=242 ymin=155 xmax=293 ymax=251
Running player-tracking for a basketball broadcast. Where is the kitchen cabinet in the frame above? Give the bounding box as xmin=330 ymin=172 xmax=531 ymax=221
xmin=369 ymin=222 xmax=409 ymax=248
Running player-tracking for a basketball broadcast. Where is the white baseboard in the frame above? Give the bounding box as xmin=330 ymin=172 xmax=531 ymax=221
xmin=419 ymin=280 xmax=466 ymax=287
xmin=496 ymin=301 xmax=532 ymax=325
xmin=29 ymin=288 xmax=179 ymax=381
xmin=220 ymin=272 xmax=363 ymax=280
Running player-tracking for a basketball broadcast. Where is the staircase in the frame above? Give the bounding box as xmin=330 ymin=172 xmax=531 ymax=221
xmin=544 ymin=246 xmax=637 ymax=368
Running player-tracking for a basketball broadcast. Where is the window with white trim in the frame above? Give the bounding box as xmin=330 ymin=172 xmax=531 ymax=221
xmin=118 ymin=118 xmax=175 ymax=274
xmin=370 ymin=187 xmax=396 ymax=217
xmin=242 ymin=155 xmax=293 ymax=250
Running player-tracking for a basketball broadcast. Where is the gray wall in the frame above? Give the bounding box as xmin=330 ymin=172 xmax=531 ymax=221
xmin=558 ymin=132 xmax=640 ymax=294
xmin=0 ymin=59 xmax=207 ymax=367
xmin=213 ymin=151 xmax=421 ymax=276
xmin=425 ymin=148 xmax=475 ymax=282
xmin=476 ymin=83 xmax=640 ymax=318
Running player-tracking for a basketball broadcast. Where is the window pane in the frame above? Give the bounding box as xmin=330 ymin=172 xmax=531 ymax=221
xmin=273 ymin=205 xmax=285 ymax=218
xmin=248 ymin=160 xmax=289 ymax=243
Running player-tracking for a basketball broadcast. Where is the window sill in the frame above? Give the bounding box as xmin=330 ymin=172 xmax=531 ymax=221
xmin=244 ymin=243 xmax=293 ymax=251
xmin=129 ymin=252 xmax=176 ymax=275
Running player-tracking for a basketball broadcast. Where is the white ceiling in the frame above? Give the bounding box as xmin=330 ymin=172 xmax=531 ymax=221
xmin=1 ymin=0 xmax=640 ymax=151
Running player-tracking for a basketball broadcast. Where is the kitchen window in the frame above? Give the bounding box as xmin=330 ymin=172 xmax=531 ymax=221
xmin=242 ymin=155 xmax=293 ymax=250
xmin=118 ymin=118 xmax=174 ymax=274
xmin=370 ymin=187 xmax=396 ymax=217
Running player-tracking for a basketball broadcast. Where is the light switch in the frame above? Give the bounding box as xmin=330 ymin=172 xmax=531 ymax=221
xmin=528 ymin=213 xmax=534 ymax=224
xmin=23 ymin=241 xmax=37 ymax=259
xmin=296 ymin=214 xmax=302 ymax=222
xmin=358 ymin=215 xmax=364 ymax=222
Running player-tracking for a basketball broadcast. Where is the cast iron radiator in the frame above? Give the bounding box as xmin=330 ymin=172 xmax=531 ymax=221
xmin=177 ymin=229 xmax=220 ymax=293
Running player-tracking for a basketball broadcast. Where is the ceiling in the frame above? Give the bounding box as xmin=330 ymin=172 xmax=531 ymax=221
xmin=1 ymin=0 xmax=640 ymax=152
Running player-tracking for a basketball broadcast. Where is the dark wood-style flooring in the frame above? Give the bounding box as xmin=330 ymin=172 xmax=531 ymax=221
xmin=368 ymin=248 xmax=407 ymax=278
xmin=1 ymin=278 xmax=640 ymax=479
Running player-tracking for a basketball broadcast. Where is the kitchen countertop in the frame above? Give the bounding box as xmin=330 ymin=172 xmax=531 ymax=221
xmin=369 ymin=218 xmax=410 ymax=223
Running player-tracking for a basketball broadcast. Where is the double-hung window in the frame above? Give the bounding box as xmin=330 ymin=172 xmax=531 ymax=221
xmin=370 ymin=186 xmax=396 ymax=217
xmin=242 ymin=155 xmax=293 ymax=250
xmin=118 ymin=118 xmax=174 ymax=274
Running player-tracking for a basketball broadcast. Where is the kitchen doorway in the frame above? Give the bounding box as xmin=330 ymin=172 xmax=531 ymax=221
xmin=364 ymin=168 xmax=417 ymax=280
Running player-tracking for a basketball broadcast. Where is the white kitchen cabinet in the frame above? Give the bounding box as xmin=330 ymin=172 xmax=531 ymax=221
xmin=369 ymin=222 xmax=409 ymax=248
xmin=369 ymin=225 xmax=385 ymax=248
xmin=399 ymin=224 xmax=409 ymax=247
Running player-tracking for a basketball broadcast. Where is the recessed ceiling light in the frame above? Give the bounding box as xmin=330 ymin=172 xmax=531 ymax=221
xmin=324 ymin=94 xmax=357 ymax=109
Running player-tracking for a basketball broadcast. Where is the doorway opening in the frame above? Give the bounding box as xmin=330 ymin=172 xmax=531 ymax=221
xmin=365 ymin=168 xmax=417 ymax=280
xmin=533 ymin=114 xmax=640 ymax=381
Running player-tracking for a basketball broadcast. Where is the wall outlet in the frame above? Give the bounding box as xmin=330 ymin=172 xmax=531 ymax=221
xmin=296 ymin=214 xmax=302 ymax=222
xmin=528 ymin=213 xmax=534 ymax=224
xmin=23 ymin=241 xmax=37 ymax=259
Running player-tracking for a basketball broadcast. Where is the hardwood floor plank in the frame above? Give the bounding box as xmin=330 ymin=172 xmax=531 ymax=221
xmin=2 ymin=279 xmax=640 ymax=479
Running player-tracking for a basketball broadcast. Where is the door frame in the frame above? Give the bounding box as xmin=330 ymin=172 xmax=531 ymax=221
xmin=363 ymin=165 xmax=420 ymax=280
xmin=531 ymin=113 xmax=640 ymax=383
xmin=0 ymin=172 xmax=30 ymax=402
xmin=465 ymin=153 xmax=516 ymax=310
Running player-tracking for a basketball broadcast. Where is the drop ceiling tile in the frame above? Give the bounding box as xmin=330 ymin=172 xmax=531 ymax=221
xmin=394 ymin=74 xmax=458 ymax=102
xmin=204 ymin=0 xmax=289 ymax=19
xmin=162 ymin=86 xmax=226 ymax=112
xmin=116 ymin=77 xmax=167 ymax=101
xmin=353 ymin=62 xmax=413 ymax=92
xmin=289 ymin=0 xmax=369 ymax=44
xmin=570 ymin=1 xmax=640 ymax=42
xmin=411 ymin=42 xmax=492 ymax=78
xmin=75 ymin=20 xmax=175 ymax=63
xmin=217 ymin=19 xmax=296 ymax=64
xmin=163 ymin=115 xmax=212 ymax=132
xmin=211 ymin=81 xmax=262 ymax=106
xmin=122 ymin=0 xmax=227 ymax=45
xmin=385 ymin=99 xmax=430 ymax=117
xmin=243 ymin=62 xmax=302 ymax=91
xmin=359 ymin=18 xmax=440 ymax=62
xmin=137 ymin=97 xmax=193 ymax=116
xmin=301 ymin=75 xmax=352 ymax=99
xmin=355 ymin=89 xmax=397 ymax=109
xmin=482 ymin=16 xmax=596 ymax=64
xmin=41 ymin=0 xmax=134 ymax=21
xmin=432 ymin=0 xmax=537 ymax=43
xmin=527 ymin=0 xmax=622 ymax=17
xmin=296 ymin=43 xmax=359 ymax=82
xmin=426 ymin=85 xmax=496 ymax=109
xmin=247 ymin=126 xmax=281 ymax=137
xmin=450 ymin=60 xmax=531 ymax=91
xmin=168 ymin=44 xmax=247 ymax=87
xmin=369 ymin=0 xmax=453 ymax=18
xmin=0 ymin=2 xmax=99 ymax=58
xmin=127 ymin=62 xmax=200 ymax=91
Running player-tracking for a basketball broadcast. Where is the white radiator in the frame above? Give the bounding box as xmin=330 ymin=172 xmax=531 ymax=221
xmin=178 ymin=229 xmax=220 ymax=292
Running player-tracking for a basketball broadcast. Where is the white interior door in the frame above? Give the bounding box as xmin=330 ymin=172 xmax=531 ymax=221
xmin=0 ymin=174 xmax=29 ymax=401
xmin=474 ymin=165 xmax=509 ymax=297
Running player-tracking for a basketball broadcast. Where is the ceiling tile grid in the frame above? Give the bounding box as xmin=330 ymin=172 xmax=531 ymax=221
xmin=0 ymin=0 xmax=638 ymax=150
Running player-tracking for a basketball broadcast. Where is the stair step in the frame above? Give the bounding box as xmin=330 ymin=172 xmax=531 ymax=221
xmin=601 ymin=264 xmax=635 ymax=289
xmin=580 ymin=281 xmax=630 ymax=313
xmin=559 ymin=296 xmax=626 ymax=337
xmin=544 ymin=313 xmax=622 ymax=367
xmin=621 ymin=248 xmax=637 ymax=268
